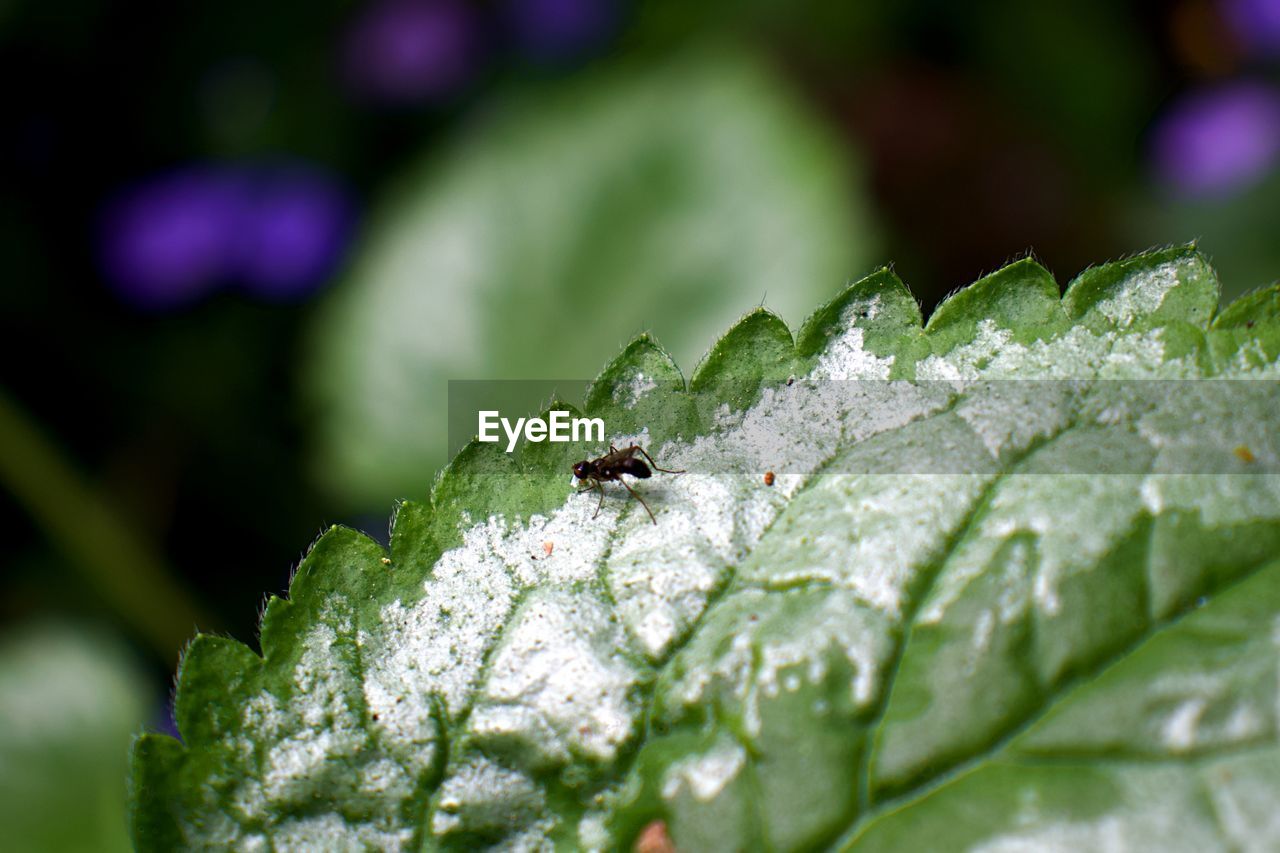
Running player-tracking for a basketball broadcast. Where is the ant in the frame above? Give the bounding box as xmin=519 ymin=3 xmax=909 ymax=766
xmin=572 ymin=444 xmax=684 ymax=524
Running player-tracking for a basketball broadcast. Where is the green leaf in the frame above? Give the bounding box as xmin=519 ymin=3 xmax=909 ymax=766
xmin=0 ymin=623 xmax=149 ymax=852
xmin=133 ymin=248 xmax=1280 ymax=850
xmin=306 ymin=46 xmax=879 ymax=509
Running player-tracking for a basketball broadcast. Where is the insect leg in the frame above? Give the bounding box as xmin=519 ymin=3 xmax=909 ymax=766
xmin=630 ymin=445 xmax=684 ymax=474
xmin=619 ymin=479 xmax=657 ymax=524
xmin=593 ymin=479 xmax=606 ymax=519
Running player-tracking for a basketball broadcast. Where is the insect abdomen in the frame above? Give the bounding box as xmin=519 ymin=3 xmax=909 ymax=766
xmin=617 ymin=458 xmax=652 ymax=479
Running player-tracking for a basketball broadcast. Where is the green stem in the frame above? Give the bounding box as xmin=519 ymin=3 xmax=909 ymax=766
xmin=0 ymin=386 xmax=211 ymax=661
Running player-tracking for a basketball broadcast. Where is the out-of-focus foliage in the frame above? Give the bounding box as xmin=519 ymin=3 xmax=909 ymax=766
xmin=0 ymin=624 xmax=149 ymax=852
xmin=1134 ymin=169 xmax=1280 ymax=298
xmin=308 ymin=46 xmax=877 ymax=508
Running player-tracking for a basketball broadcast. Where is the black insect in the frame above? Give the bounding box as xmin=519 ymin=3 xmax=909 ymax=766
xmin=572 ymin=444 xmax=684 ymax=524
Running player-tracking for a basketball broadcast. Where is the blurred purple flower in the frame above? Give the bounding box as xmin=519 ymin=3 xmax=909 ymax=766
xmin=99 ymin=168 xmax=245 ymax=309
xmin=503 ymin=0 xmax=618 ymax=62
xmin=237 ymin=167 xmax=355 ymax=299
xmin=342 ymin=0 xmax=481 ymax=104
xmin=1222 ymin=0 xmax=1280 ymax=55
xmin=99 ymin=163 xmax=355 ymax=309
xmin=1151 ymin=81 xmax=1280 ymax=197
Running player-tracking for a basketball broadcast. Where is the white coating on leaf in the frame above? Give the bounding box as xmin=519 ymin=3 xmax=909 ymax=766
xmin=364 ymin=538 xmax=517 ymax=720
xmin=1201 ymin=748 xmax=1280 ymax=850
xmin=810 ymin=306 xmax=896 ymax=379
xmin=218 ymin=602 xmax=419 ymax=845
xmin=917 ymin=321 xmax=1195 ymax=381
xmin=270 ymin=814 xmax=414 ymax=852
xmin=661 ymin=741 xmax=748 ymax=802
xmin=1089 ymin=262 xmax=1182 ymax=328
xmin=663 ymin=588 xmax=896 ymax=739
xmin=921 ymin=467 xmax=1148 ymax=627
xmin=468 ymin=589 xmax=641 ymax=763
xmin=970 ymin=775 xmax=1221 ymax=853
xmin=163 ymin=254 xmax=1280 ymax=850
xmin=612 ymin=370 xmax=659 ymax=408
xmin=431 ymin=757 xmax=546 ymax=838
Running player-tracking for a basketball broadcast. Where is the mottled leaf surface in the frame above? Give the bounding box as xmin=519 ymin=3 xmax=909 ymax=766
xmin=134 ymin=247 xmax=1280 ymax=851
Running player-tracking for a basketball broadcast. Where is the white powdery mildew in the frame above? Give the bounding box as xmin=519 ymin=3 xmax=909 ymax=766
xmin=1201 ymin=749 xmax=1280 ymax=849
xmin=468 ymin=589 xmax=641 ymax=764
xmin=353 ymin=264 xmax=1270 ymax=845
xmin=594 ymin=405 xmax=809 ymax=660
xmin=664 ymin=588 xmax=896 ymax=739
xmin=698 ymin=382 xmax=841 ymax=480
xmin=271 ymin=814 xmax=414 ymax=852
xmin=602 ymin=378 xmax=952 ymax=656
xmin=431 ymin=757 xmax=547 ymax=839
xmin=972 ymin=766 xmax=1222 ymax=853
xmin=917 ymin=320 xmax=1194 ymax=381
xmin=363 ymin=537 xmax=516 ymax=732
xmin=1161 ymin=696 xmax=1211 ymax=752
xmin=1142 ymin=632 xmax=1276 ymax=753
xmin=1092 ymin=262 xmax=1181 ymax=328
xmin=261 ymin=618 xmax=366 ymax=808
xmin=972 ymin=807 xmax=1217 ymax=853
xmin=577 ymin=811 xmax=610 ymax=852
xmin=470 ymin=504 xmax=614 ymax=588
xmin=1100 ymin=330 xmax=1197 ymax=378
xmin=657 ymin=386 xmax=957 ymax=630
xmin=953 ymin=380 xmax=1079 ymax=460
xmin=747 ymin=473 xmax=993 ymax=618
xmin=803 ymin=317 xmax=896 ymax=379
xmin=661 ymin=741 xmax=747 ymax=802
xmin=219 ymin=606 xmax=419 ymax=848
xmin=1151 ymin=681 xmax=1270 ymax=755
xmin=605 ymin=497 xmax=733 ymax=659
xmin=1141 ymin=475 xmax=1280 ymax=528
xmin=241 ymin=692 xmax=284 ymax=741
xmin=839 ymin=379 xmax=955 ymax=444
xmin=612 ymin=370 xmax=659 ymax=409
xmin=921 ymin=473 xmax=1146 ymax=624
xmin=1223 ymin=338 xmax=1280 ymax=377
xmin=971 ymin=765 xmax=1221 ymax=853
xmin=754 ymin=593 xmax=894 ymax=711
xmin=916 ymin=320 xmax=1018 ymax=381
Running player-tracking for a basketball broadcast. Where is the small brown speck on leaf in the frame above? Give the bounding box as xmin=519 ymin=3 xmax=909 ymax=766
xmin=543 ymin=541 xmax=554 ymax=557
xmin=764 ymin=470 xmax=775 ymax=486
xmin=1235 ymin=445 xmax=1256 ymax=463
xmin=380 ymin=557 xmax=392 ymax=566
xmin=634 ymin=819 xmax=676 ymax=853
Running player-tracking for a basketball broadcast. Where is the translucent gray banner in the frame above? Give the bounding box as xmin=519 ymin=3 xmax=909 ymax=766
xmin=448 ymin=379 xmax=1279 ymax=475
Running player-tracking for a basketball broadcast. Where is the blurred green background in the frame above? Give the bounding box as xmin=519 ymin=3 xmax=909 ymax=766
xmin=3 ymin=0 xmax=1280 ymax=847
